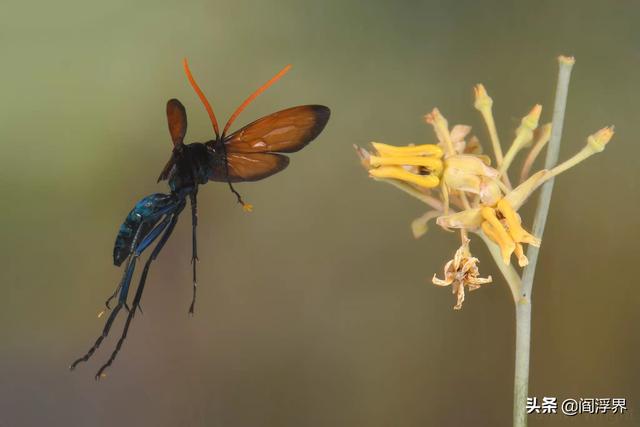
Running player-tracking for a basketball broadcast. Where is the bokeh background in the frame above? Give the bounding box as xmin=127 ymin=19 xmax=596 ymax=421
xmin=1 ymin=1 xmax=639 ymax=426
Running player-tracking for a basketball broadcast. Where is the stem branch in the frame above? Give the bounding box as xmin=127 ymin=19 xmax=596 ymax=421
xmin=513 ymin=55 xmax=575 ymax=427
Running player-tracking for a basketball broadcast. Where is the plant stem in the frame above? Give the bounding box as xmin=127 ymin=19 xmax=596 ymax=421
xmin=513 ymin=56 xmax=575 ymax=427
xmin=513 ymin=300 xmax=531 ymax=427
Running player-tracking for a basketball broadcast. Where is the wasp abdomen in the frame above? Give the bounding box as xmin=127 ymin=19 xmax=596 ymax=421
xmin=113 ymin=193 xmax=179 ymax=266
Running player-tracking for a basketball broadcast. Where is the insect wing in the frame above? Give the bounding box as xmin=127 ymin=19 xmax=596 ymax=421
xmin=222 ymin=105 xmax=330 ymax=153
xmin=166 ymin=99 xmax=188 ymax=146
xmin=209 ymin=152 xmax=290 ymax=182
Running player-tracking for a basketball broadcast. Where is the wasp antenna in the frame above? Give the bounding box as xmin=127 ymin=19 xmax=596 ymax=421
xmin=183 ymin=58 xmax=220 ymax=139
xmin=222 ymin=64 xmax=292 ymax=138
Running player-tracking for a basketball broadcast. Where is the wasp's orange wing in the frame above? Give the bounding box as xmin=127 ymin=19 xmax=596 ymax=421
xmin=166 ymin=99 xmax=188 ymax=146
xmin=209 ymin=152 xmax=290 ymax=182
xmin=207 ymin=104 xmax=329 ymax=182
xmin=222 ymin=105 xmax=330 ymax=153
xmin=158 ymin=99 xmax=188 ymax=182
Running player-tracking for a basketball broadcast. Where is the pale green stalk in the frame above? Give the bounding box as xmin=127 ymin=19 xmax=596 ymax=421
xmin=512 ymin=56 xmax=575 ymax=427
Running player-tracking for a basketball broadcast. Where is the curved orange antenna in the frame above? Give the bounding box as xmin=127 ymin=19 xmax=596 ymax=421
xmin=183 ymin=58 xmax=220 ymax=139
xmin=222 ymin=64 xmax=292 ymax=137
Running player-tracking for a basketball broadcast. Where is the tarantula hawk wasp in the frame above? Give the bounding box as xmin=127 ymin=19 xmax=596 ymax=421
xmin=70 ymin=59 xmax=330 ymax=379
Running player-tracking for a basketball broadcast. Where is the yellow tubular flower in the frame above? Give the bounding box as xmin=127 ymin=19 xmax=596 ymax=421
xmin=481 ymin=208 xmax=516 ymax=264
xmin=369 ymin=166 xmax=440 ymax=188
xmin=369 ymin=155 xmax=443 ymax=176
xmin=371 ymin=142 xmax=443 ymax=158
xmin=356 ymin=142 xmax=445 ymax=190
xmin=496 ymin=199 xmax=540 ymax=246
xmin=478 ymin=199 xmax=540 ymax=265
xmin=481 ymin=221 xmax=515 ymax=265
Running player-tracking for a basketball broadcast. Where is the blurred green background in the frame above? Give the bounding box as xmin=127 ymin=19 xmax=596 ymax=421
xmin=1 ymin=0 xmax=638 ymax=426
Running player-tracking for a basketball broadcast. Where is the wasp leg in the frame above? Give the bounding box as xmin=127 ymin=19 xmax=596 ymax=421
xmin=95 ymin=211 xmax=181 ymax=380
xmin=221 ymin=143 xmax=248 ymax=207
xmin=227 ymin=180 xmax=246 ymax=206
xmin=69 ymin=301 xmax=124 ymax=370
xmin=189 ymin=192 xmax=198 ymax=315
xmin=104 ymin=284 xmax=121 ymax=310
xmin=70 ymin=225 xmax=145 ymax=370
xmin=70 ymin=214 xmax=173 ymax=372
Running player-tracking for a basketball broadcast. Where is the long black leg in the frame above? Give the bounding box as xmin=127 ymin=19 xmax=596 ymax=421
xmin=70 ymin=304 xmax=124 ymax=370
xmin=70 ymin=215 xmax=171 ymax=371
xmin=95 ymin=211 xmax=181 ymax=379
xmin=104 ymin=284 xmax=121 ymax=310
xmin=70 ymin=227 xmax=144 ymax=370
xmin=189 ymin=192 xmax=198 ymax=314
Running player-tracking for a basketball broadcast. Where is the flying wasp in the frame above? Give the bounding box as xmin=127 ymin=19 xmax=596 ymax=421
xmin=70 ymin=59 xmax=330 ymax=379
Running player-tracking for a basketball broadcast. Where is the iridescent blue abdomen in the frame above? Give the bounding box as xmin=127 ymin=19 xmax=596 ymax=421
xmin=113 ymin=193 xmax=180 ymax=266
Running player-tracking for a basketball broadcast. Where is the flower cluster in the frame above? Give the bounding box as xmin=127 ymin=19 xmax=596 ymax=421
xmin=355 ymin=62 xmax=614 ymax=309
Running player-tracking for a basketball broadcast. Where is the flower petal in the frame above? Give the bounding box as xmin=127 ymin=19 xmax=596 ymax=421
xmin=479 ymin=178 xmax=502 ymax=206
xmin=411 ymin=210 xmax=441 ymax=239
xmin=369 ymin=155 xmax=443 ymax=175
xmin=468 ymin=275 xmax=493 ymax=286
xmin=369 ymin=166 xmax=440 ymax=189
xmin=436 ymin=208 xmax=484 ymax=230
xmin=496 ymin=199 xmax=541 ymax=247
xmin=450 ymin=125 xmax=472 ymax=143
xmin=371 ymin=142 xmax=443 ymax=158
xmin=445 ymin=155 xmax=499 ymax=178
xmin=481 ymin=209 xmax=516 ymax=265
xmin=443 ymin=167 xmax=482 ymax=194
xmin=464 ymin=135 xmax=484 ymax=155
xmin=453 ymin=284 xmax=466 ymax=310
xmin=354 ymin=144 xmax=372 ymax=168
xmin=432 ymin=274 xmax=452 ymax=287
